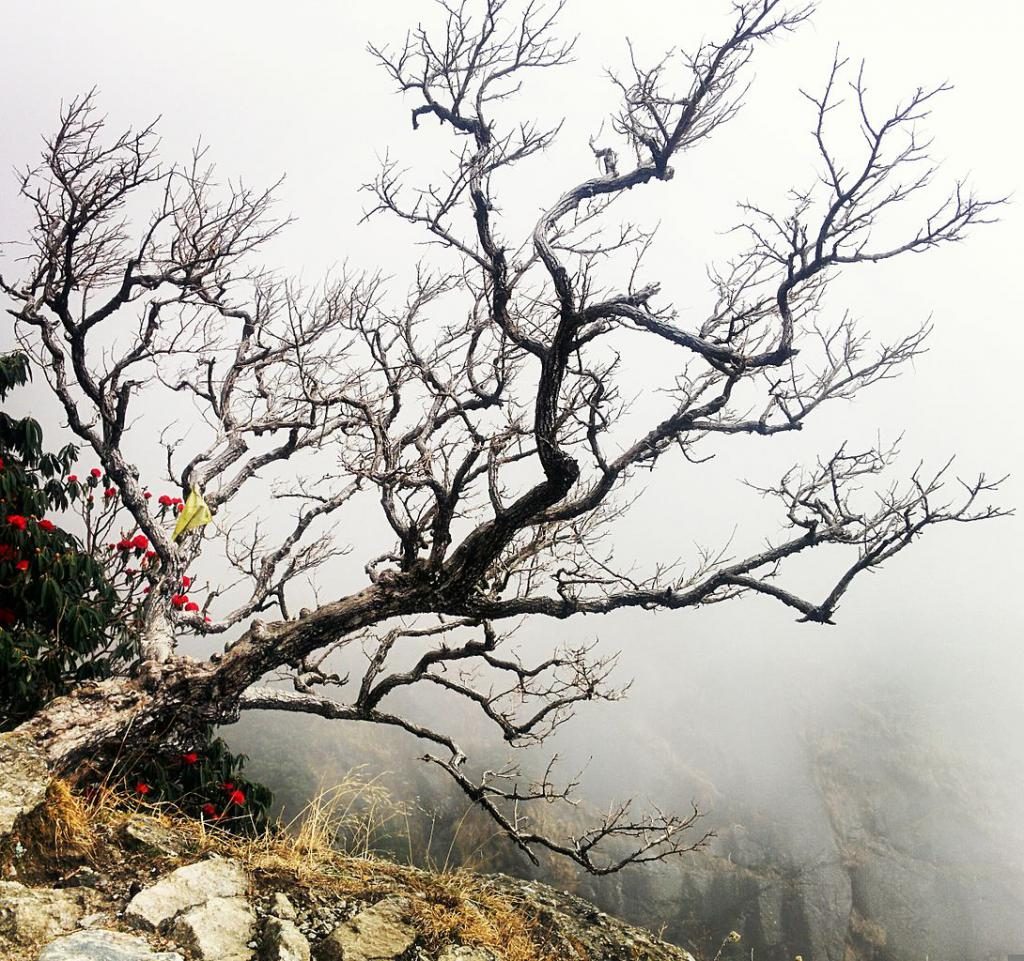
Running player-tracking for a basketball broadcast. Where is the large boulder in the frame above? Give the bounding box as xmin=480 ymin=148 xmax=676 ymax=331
xmin=125 ymin=858 xmax=248 ymax=932
xmin=0 ymin=881 xmax=96 ymax=947
xmin=170 ymin=895 xmax=255 ymax=961
xmin=267 ymin=893 xmax=297 ymax=921
xmin=485 ymin=875 xmax=697 ymax=961
xmin=0 ymin=733 xmax=49 ymax=838
xmin=437 ymin=948 xmax=499 ymax=961
xmin=314 ymin=897 xmax=416 ymax=961
xmin=260 ymin=917 xmax=310 ymax=961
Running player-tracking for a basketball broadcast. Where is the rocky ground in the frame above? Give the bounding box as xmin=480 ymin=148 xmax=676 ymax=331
xmin=0 ymin=732 xmax=696 ymax=961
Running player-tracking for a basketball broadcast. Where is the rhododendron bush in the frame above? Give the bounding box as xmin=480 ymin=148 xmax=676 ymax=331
xmin=122 ymin=733 xmax=272 ymax=834
xmin=0 ymin=352 xmax=133 ymax=729
xmin=0 ymin=351 xmax=212 ymax=729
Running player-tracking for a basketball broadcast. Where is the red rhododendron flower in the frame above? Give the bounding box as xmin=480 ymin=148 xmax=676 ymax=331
xmin=0 ymin=456 xmax=4 ymax=470
xmin=144 ymin=550 xmax=156 ymax=560
xmin=90 ymin=467 xmax=102 ymax=478
xmin=0 ymin=608 xmax=16 ymax=627
xmin=67 ymin=474 xmax=78 ymax=483
xmin=37 ymin=518 xmax=55 ymax=532
xmin=226 ymin=789 xmax=246 ymax=806
xmin=184 ymin=602 xmax=199 ymax=613
xmin=143 ymin=491 xmax=152 ymax=499
xmin=117 ymin=539 xmax=133 ymax=551
xmin=15 ymin=559 xmax=29 ymax=572
xmin=221 ymin=782 xmax=235 ymax=792
xmin=203 ymin=614 xmax=211 ymax=623
xmin=6 ymin=515 xmax=27 ymax=531
xmin=134 ymin=782 xmax=152 ymax=796
xmin=0 ymin=544 xmax=16 ymax=562
xmin=181 ymin=752 xmax=199 ymax=765
xmin=143 ymin=586 xmax=151 ymax=594
xmin=201 ymin=803 xmax=218 ymax=817
xmin=158 ymin=494 xmax=172 ymax=506
xmin=181 ymin=575 xmax=192 ymax=588
xmin=171 ymin=593 xmax=189 ymax=608
xmin=176 ymin=503 xmax=184 ymax=513
xmin=104 ymin=487 xmax=117 ymax=498
xmin=132 ymin=534 xmax=149 ymax=551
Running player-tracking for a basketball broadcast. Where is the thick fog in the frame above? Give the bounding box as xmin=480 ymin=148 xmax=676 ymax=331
xmin=2 ymin=2 xmax=1022 ymax=958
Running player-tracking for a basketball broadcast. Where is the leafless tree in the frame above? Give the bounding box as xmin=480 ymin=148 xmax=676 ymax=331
xmin=1 ymin=0 xmax=1006 ymax=873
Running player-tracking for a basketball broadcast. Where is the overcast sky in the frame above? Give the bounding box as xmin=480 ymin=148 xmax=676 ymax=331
xmin=1 ymin=1 xmax=1022 ymax=815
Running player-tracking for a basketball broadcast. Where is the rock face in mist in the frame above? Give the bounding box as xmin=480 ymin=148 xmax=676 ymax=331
xmin=566 ymin=714 xmax=1024 ymax=961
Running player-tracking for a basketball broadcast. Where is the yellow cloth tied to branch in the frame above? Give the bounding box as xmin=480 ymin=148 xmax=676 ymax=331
xmin=172 ymin=486 xmax=213 ymax=541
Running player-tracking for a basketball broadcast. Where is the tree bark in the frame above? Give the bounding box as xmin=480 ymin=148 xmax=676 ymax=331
xmin=16 ymin=581 xmax=420 ymax=776
xmin=16 ymin=662 xmax=221 ymax=773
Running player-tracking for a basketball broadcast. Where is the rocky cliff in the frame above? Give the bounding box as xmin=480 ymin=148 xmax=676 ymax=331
xmin=561 ymin=709 xmax=1024 ymax=961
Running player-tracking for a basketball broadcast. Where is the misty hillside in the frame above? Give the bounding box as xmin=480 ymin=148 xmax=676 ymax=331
xmin=229 ymin=626 xmax=1024 ymax=961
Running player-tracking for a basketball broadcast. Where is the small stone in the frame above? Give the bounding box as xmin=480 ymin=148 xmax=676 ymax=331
xmin=438 ymin=948 xmax=499 ymax=961
xmin=170 ymin=895 xmax=255 ymax=961
xmin=38 ymin=928 xmax=185 ymax=960
xmin=261 ymin=917 xmax=311 ymax=961
xmin=126 ymin=858 xmax=248 ymax=931
xmin=65 ymin=866 xmax=102 ymax=888
xmin=269 ymin=892 xmax=297 ymax=920
xmin=120 ymin=821 xmax=181 ymax=857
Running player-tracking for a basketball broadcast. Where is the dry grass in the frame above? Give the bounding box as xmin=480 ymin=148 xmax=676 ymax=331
xmin=12 ymin=780 xmax=95 ymax=870
xmin=413 ymin=871 xmax=574 ymax=961
xmin=279 ymin=772 xmax=405 ymax=861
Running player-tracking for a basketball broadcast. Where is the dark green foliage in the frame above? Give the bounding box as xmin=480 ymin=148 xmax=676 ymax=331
xmin=0 ymin=352 xmax=135 ymax=730
xmin=125 ymin=732 xmax=274 ymax=835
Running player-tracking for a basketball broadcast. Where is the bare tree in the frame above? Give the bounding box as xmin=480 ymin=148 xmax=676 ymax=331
xmin=1 ymin=0 xmax=1006 ymax=873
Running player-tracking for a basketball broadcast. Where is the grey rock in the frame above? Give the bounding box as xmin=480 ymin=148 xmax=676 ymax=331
xmin=125 ymin=858 xmax=247 ymax=931
xmin=64 ymin=866 xmax=102 ymax=889
xmin=0 ymin=881 xmax=94 ymax=947
xmin=170 ymin=895 xmax=255 ymax=961
xmin=261 ymin=917 xmax=311 ymax=961
xmin=120 ymin=821 xmax=181 ymax=857
xmin=437 ymin=948 xmax=499 ymax=961
xmin=268 ymin=892 xmax=297 ymax=920
xmin=314 ymin=897 xmax=416 ymax=961
xmin=485 ymin=875 xmax=696 ymax=961
xmin=0 ymin=732 xmax=49 ymax=838
xmin=37 ymin=929 xmax=184 ymax=960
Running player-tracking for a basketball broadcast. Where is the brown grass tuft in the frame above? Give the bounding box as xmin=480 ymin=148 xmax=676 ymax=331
xmin=40 ymin=780 xmax=94 ymax=858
